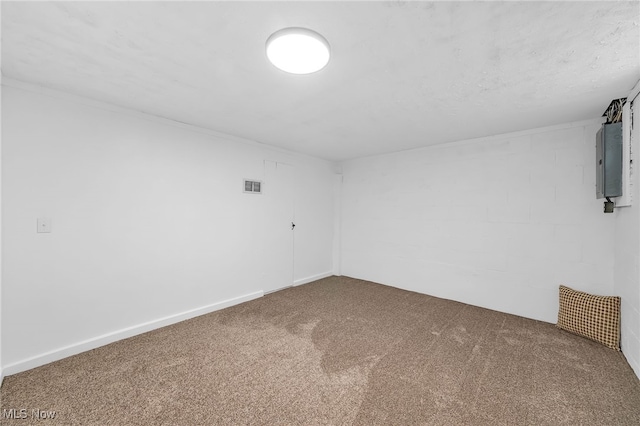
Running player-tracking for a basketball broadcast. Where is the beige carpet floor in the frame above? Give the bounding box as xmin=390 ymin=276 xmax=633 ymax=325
xmin=1 ymin=276 xmax=640 ymax=425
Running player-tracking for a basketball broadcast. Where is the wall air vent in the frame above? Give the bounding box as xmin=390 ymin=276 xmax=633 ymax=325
xmin=243 ymin=179 xmax=262 ymax=194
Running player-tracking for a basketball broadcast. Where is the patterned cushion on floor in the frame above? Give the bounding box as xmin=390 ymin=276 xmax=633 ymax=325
xmin=557 ymin=285 xmax=620 ymax=350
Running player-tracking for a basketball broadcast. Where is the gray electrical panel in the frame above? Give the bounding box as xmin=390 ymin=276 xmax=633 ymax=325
xmin=596 ymin=122 xmax=623 ymax=199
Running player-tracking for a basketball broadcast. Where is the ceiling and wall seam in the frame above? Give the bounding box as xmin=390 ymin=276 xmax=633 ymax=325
xmin=4 ymin=76 xmax=608 ymax=171
xmin=341 ymin=117 xmax=606 ymax=165
xmin=1 ymin=77 xmax=340 ymax=169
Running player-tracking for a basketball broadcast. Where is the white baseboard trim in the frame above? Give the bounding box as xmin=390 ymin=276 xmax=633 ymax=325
xmin=2 ymin=290 xmax=263 ymax=377
xmin=264 ymin=285 xmax=292 ymax=295
xmin=624 ymin=354 xmax=640 ymax=381
xmin=0 ymin=367 xmax=4 ymax=388
xmin=294 ymin=271 xmax=333 ymax=287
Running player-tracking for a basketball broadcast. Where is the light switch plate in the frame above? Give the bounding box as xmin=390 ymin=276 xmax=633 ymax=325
xmin=37 ymin=217 xmax=52 ymax=233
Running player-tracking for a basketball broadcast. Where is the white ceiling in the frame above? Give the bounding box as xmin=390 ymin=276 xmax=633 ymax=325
xmin=2 ymin=1 xmax=639 ymax=162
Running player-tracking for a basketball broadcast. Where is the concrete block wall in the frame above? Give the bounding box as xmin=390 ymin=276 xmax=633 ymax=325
xmin=340 ymin=119 xmax=614 ymax=323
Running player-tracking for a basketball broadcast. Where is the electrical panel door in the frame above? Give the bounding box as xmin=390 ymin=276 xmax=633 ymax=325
xmin=596 ymin=122 xmax=623 ymax=199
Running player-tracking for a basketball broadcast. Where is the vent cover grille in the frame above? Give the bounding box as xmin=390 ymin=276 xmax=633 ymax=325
xmin=243 ymin=179 xmax=262 ymax=194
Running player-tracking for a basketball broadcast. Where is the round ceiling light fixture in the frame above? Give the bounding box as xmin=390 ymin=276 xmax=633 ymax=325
xmin=266 ymin=27 xmax=330 ymax=74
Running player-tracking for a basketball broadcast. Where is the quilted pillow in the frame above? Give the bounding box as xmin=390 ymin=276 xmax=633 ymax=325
xmin=557 ymin=285 xmax=620 ymax=350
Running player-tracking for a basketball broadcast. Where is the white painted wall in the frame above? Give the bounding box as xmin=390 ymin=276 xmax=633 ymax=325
xmin=1 ymin=82 xmax=335 ymax=374
xmin=332 ymin=173 xmax=343 ymax=276
xmin=614 ymin=97 xmax=640 ymax=378
xmin=341 ymin=120 xmax=614 ymax=323
xmin=293 ymin=163 xmax=335 ymax=286
xmin=0 ymin=78 xmax=4 ymax=386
